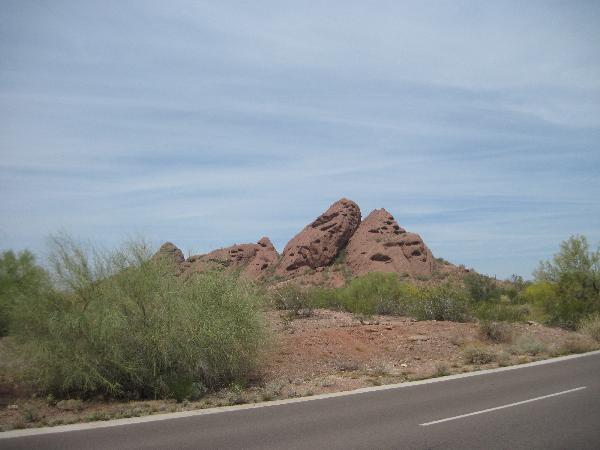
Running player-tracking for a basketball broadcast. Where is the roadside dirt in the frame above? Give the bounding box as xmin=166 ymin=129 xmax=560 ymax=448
xmin=260 ymin=310 xmax=575 ymax=395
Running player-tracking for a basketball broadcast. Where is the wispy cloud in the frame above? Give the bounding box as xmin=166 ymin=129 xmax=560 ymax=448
xmin=1 ymin=0 xmax=599 ymax=277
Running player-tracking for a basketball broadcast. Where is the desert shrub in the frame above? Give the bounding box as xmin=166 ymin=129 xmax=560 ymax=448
xmin=0 ymin=250 xmax=50 ymax=336
xmin=557 ymin=335 xmax=597 ymax=354
xmin=503 ymin=274 xmax=528 ymax=303
xmin=310 ymin=273 xmax=469 ymax=322
xmin=22 ymin=404 xmax=42 ymax=423
xmin=433 ymin=362 xmax=450 ymax=377
xmin=579 ymin=313 xmax=600 ymax=342
xmin=496 ymin=351 xmax=511 ymax=366
xmin=9 ymin=236 xmax=268 ymax=400
xmin=533 ymin=235 xmax=600 ymax=329
xmin=331 ymin=272 xmax=417 ymax=316
xmin=479 ymin=321 xmax=513 ymax=343
xmin=463 ymin=272 xmax=501 ymax=303
xmin=463 ymin=345 xmax=495 ymax=364
xmin=461 ymin=272 xmax=532 ymax=322
xmin=473 ymin=302 xmax=528 ymax=322
xmin=521 ymin=281 xmax=557 ymax=308
xmin=270 ymin=284 xmax=315 ymax=317
xmin=309 ymin=273 xmax=417 ymax=317
xmin=513 ymin=335 xmax=547 ymax=356
xmin=410 ymin=284 xmax=469 ymax=322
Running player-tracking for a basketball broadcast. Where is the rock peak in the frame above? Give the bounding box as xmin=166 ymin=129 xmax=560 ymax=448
xmin=276 ymin=198 xmax=361 ymax=276
xmin=154 ymin=242 xmax=185 ymax=264
xmin=345 ymin=208 xmax=433 ymax=277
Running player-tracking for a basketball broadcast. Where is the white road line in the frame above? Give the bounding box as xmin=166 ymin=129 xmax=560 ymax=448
xmin=419 ymin=386 xmax=587 ymax=426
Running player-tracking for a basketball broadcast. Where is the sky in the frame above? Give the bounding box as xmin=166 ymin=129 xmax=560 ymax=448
xmin=1 ymin=1 xmax=599 ymax=279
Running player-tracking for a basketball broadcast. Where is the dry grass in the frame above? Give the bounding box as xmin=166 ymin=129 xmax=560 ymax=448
xmin=579 ymin=314 xmax=600 ymax=343
xmin=479 ymin=321 xmax=514 ymax=343
xmin=462 ymin=345 xmax=496 ymax=365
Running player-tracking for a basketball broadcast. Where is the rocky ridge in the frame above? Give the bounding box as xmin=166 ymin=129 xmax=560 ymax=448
xmin=153 ymin=198 xmax=446 ymax=285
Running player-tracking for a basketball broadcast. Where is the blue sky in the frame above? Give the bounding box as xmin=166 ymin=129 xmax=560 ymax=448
xmin=1 ymin=1 xmax=599 ymax=278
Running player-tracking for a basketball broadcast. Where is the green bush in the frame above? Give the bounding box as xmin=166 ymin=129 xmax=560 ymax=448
xmin=305 ymin=273 xmax=469 ymax=322
xmin=533 ymin=235 xmax=600 ymax=329
xmin=270 ymin=284 xmax=315 ymax=317
xmin=462 ymin=272 xmax=531 ymax=322
xmin=473 ymin=302 xmax=528 ymax=322
xmin=329 ymin=273 xmax=420 ymax=316
xmin=0 ymin=250 xmax=50 ymax=336
xmin=521 ymin=281 xmax=557 ymax=307
xmin=410 ymin=284 xmax=469 ymax=322
xmin=9 ymin=236 xmax=268 ymax=400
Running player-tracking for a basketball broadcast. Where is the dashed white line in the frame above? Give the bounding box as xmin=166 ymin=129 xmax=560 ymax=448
xmin=419 ymin=386 xmax=587 ymax=426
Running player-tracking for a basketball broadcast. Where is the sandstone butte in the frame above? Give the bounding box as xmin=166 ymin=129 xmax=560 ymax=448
xmin=152 ymin=198 xmax=444 ymax=285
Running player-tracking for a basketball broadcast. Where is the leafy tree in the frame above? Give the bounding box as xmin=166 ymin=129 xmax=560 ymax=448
xmin=534 ymin=235 xmax=600 ymax=283
xmin=0 ymin=250 xmax=50 ymax=336
xmin=533 ymin=235 xmax=600 ymax=328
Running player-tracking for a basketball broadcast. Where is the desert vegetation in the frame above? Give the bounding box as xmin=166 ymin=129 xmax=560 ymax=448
xmin=1 ymin=236 xmax=267 ymax=403
xmin=273 ymin=235 xmax=600 ymax=332
xmin=526 ymin=235 xmax=600 ymax=329
xmin=273 ymin=273 xmax=470 ymax=322
xmin=271 ymin=271 xmax=526 ymax=324
xmin=1 ymin=234 xmax=599 ymax=431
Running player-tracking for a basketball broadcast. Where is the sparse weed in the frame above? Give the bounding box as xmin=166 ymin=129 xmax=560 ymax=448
xmin=433 ymin=363 xmax=450 ymax=377
xmin=45 ymin=394 xmax=57 ymax=406
xmin=479 ymin=321 xmax=514 ymax=343
xmin=578 ymin=313 xmax=600 ymax=343
xmin=559 ymin=335 xmax=597 ymax=354
xmin=449 ymin=333 xmax=465 ymax=346
xmin=463 ymin=345 xmax=495 ymax=365
xmin=56 ymin=399 xmax=83 ymax=412
xmin=496 ymin=351 xmax=511 ymax=366
xmin=261 ymin=380 xmax=286 ymax=401
xmin=514 ymin=335 xmax=547 ymax=356
xmin=22 ymin=405 xmax=41 ymax=423
xmin=271 ymin=285 xmax=315 ymax=318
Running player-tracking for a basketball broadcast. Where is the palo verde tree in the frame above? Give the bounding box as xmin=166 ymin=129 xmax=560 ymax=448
xmin=532 ymin=235 xmax=600 ymax=328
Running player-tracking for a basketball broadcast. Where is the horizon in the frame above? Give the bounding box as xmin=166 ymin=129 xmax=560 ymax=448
xmin=1 ymin=1 xmax=599 ymax=279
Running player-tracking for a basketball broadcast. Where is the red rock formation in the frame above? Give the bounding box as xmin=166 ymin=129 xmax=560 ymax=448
xmin=152 ymin=242 xmax=186 ymax=274
xmin=184 ymin=237 xmax=279 ymax=280
xmin=152 ymin=199 xmax=445 ymax=286
xmin=244 ymin=237 xmax=280 ymax=279
xmin=345 ymin=208 xmax=434 ymax=277
xmin=275 ymin=198 xmax=361 ymax=277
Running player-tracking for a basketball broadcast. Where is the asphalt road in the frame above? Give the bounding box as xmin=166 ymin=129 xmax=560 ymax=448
xmin=3 ymin=352 xmax=600 ymax=450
